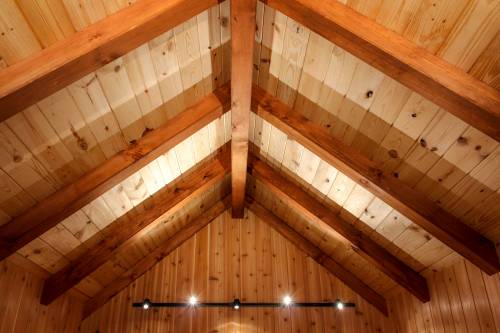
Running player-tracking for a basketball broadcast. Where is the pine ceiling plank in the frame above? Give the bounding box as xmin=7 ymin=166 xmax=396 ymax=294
xmin=41 ymin=147 xmax=231 ymax=306
xmin=0 ymin=0 xmax=219 ymax=121
xmin=246 ymin=196 xmax=389 ymax=316
xmin=0 ymin=85 xmax=231 ymax=262
xmin=230 ymin=0 xmax=257 ymax=217
xmin=248 ymin=152 xmax=429 ymax=303
xmin=251 ymin=84 xmax=500 ymax=275
xmin=81 ymin=196 xmax=230 ymax=318
xmin=264 ymin=0 xmax=500 ymax=141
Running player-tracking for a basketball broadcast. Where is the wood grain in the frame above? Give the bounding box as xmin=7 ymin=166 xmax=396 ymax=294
xmin=230 ymin=0 xmax=257 ymax=217
xmin=80 ymin=210 xmax=397 ymax=331
xmin=0 ymin=260 xmax=83 ymax=332
xmin=0 ymin=84 xmax=230 ymax=262
xmin=251 ymin=85 xmax=500 ymax=275
xmin=248 ymin=151 xmax=429 ymax=302
xmin=246 ymin=197 xmax=389 ymax=316
xmin=265 ymin=0 xmax=500 ymax=141
xmin=82 ymin=196 xmax=231 ymax=318
xmin=40 ymin=145 xmax=231 ymax=305
xmin=0 ymin=0 xmax=219 ymax=120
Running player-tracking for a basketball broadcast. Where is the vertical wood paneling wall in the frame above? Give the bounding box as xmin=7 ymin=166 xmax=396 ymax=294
xmin=2 ymin=211 xmax=500 ymax=332
xmin=0 ymin=259 xmax=83 ymax=332
xmin=80 ymin=210 xmax=395 ymax=332
xmin=389 ymin=259 xmax=500 ymax=332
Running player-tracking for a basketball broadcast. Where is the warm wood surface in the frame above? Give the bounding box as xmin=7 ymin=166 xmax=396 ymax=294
xmin=246 ymin=197 xmax=389 ymax=315
xmin=248 ymin=151 xmax=429 ymax=303
xmin=40 ymin=146 xmax=231 ymax=305
xmin=251 ymin=84 xmax=500 ymax=276
xmin=0 ymin=259 xmax=83 ymax=332
xmin=0 ymin=0 xmax=219 ymax=120
xmin=83 ymin=196 xmax=231 ymax=318
xmin=80 ymin=210 xmax=396 ymax=332
xmin=0 ymin=85 xmax=230 ymax=262
xmin=389 ymin=259 xmax=500 ymax=332
xmin=230 ymin=0 xmax=256 ymax=217
xmin=265 ymin=0 xmax=500 ymax=141
xmin=251 ymin=1 xmax=500 ymax=278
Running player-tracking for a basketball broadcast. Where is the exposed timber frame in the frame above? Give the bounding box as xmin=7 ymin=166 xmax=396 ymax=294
xmin=41 ymin=146 xmax=231 ymax=305
xmin=248 ymin=151 xmax=430 ymax=302
xmin=82 ymin=196 xmax=231 ymax=318
xmin=251 ymin=85 xmax=500 ymax=275
xmin=230 ymin=0 xmax=257 ymax=217
xmin=0 ymin=0 xmax=221 ymax=121
xmin=252 ymin=86 xmax=500 ymax=275
xmin=0 ymin=84 xmax=230 ymax=262
xmin=246 ymin=197 xmax=389 ymax=316
xmin=264 ymin=0 xmax=500 ymax=141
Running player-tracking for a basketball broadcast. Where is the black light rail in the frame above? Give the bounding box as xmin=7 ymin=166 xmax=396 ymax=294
xmin=134 ymin=298 xmax=355 ymax=310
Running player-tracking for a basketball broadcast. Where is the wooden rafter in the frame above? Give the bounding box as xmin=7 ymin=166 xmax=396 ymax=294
xmin=0 ymin=85 xmax=230 ymax=262
xmin=246 ymin=197 xmax=388 ymax=315
xmin=41 ymin=146 xmax=231 ymax=305
xmin=82 ymin=196 xmax=231 ymax=318
xmin=251 ymin=85 xmax=500 ymax=275
xmin=0 ymin=0 xmax=219 ymax=121
xmin=230 ymin=0 xmax=257 ymax=217
xmin=264 ymin=0 xmax=500 ymax=141
xmin=248 ymin=152 xmax=430 ymax=302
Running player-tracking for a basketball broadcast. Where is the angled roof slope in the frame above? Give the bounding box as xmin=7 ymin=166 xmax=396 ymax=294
xmin=0 ymin=0 xmax=498 ymax=323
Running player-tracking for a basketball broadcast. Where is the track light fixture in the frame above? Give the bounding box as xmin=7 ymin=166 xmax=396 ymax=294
xmin=142 ymin=299 xmax=151 ymax=310
xmin=134 ymin=298 xmax=355 ymax=310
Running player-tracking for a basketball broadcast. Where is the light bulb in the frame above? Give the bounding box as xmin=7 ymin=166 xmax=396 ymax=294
xmin=233 ymin=299 xmax=241 ymax=309
xmin=283 ymin=295 xmax=292 ymax=306
xmin=189 ymin=296 xmax=197 ymax=306
xmin=143 ymin=299 xmax=151 ymax=310
xmin=336 ymin=301 xmax=344 ymax=310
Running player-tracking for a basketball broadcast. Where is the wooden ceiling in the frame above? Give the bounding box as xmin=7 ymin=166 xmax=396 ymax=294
xmin=0 ymin=0 xmax=499 ymax=321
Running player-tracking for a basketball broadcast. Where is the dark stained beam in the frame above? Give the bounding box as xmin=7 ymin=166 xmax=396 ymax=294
xmin=0 ymin=0 xmax=219 ymax=121
xmin=230 ymin=0 xmax=257 ymax=217
xmin=248 ymin=153 xmax=429 ymax=302
xmin=82 ymin=196 xmax=231 ymax=318
xmin=0 ymin=85 xmax=230 ymax=262
xmin=246 ymin=197 xmax=388 ymax=316
xmin=40 ymin=146 xmax=231 ymax=305
xmin=251 ymin=85 xmax=500 ymax=275
xmin=265 ymin=0 xmax=500 ymax=141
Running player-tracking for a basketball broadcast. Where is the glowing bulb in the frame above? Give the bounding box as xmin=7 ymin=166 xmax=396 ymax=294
xmin=336 ymin=301 xmax=344 ymax=310
xmin=233 ymin=299 xmax=241 ymax=309
xmin=283 ymin=295 xmax=292 ymax=306
xmin=143 ymin=299 xmax=151 ymax=310
xmin=189 ymin=296 xmax=197 ymax=306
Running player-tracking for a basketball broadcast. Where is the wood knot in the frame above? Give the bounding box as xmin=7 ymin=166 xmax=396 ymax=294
xmin=388 ymin=149 xmax=399 ymax=158
xmin=13 ymin=155 xmax=22 ymax=163
xmin=78 ymin=138 xmax=88 ymax=151
xmin=457 ymin=136 xmax=468 ymax=145
xmin=141 ymin=127 xmax=153 ymax=137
